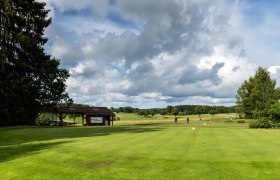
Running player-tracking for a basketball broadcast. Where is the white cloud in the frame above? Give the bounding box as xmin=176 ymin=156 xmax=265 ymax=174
xmin=41 ymin=0 xmax=274 ymax=108
xmin=188 ymin=96 xmax=235 ymax=105
xmin=268 ymin=66 xmax=280 ymax=86
xmin=40 ymin=0 xmax=109 ymax=17
xmin=268 ymin=66 xmax=280 ymax=75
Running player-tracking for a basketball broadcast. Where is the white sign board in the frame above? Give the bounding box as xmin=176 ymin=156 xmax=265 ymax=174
xmin=90 ymin=117 xmax=103 ymax=124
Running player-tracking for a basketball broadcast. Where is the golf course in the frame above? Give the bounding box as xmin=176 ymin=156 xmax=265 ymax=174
xmin=0 ymin=114 xmax=279 ymax=179
xmin=2 ymin=1 xmax=280 ymax=179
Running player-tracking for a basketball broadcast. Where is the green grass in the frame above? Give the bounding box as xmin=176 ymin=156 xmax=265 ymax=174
xmin=114 ymin=112 xmax=237 ymax=121
xmin=0 ymin=119 xmax=279 ymax=179
xmin=61 ymin=112 xmax=237 ymax=124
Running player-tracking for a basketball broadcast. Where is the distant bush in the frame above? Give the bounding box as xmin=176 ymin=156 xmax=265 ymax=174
xmin=224 ymin=120 xmax=234 ymax=123
xmin=238 ymin=114 xmax=244 ymax=119
xmin=237 ymin=120 xmax=245 ymax=123
xmin=249 ymin=121 xmax=259 ymax=128
xmin=211 ymin=118 xmax=227 ymax=122
xmin=36 ymin=113 xmax=56 ymax=125
xmin=270 ymin=121 xmax=280 ymax=128
xmin=249 ymin=118 xmax=271 ymax=128
xmin=113 ymin=117 xmax=120 ymax=121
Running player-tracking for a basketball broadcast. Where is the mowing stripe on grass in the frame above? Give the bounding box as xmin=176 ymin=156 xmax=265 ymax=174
xmin=0 ymin=125 xmax=279 ymax=179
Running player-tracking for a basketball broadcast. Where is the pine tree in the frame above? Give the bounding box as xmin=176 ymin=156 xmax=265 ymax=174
xmin=0 ymin=0 xmax=70 ymax=125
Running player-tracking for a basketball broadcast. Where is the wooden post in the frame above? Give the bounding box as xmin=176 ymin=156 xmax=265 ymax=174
xmin=82 ymin=114 xmax=84 ymax=126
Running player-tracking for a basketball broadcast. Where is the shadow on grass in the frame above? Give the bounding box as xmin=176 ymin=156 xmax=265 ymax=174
xmin=0 ymin=126 xmax=165 ymax=147
xmin=0 ymin=141 xmax=72 ymax=163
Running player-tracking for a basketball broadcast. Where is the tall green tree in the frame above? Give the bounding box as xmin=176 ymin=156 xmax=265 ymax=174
xmin=236 ymin=67 xmax=280 ymax=119
xmin=0 ymin=0 xmax=70 ymax=125
xmin=166 ymin=106 xmax=173 ymax=114
xmin=209 ymin=110 xmax=216 ymax=117
xmin=150 ymin=110 xmax=155 ymax=118
xmin=172 ymin=107 xmax=179 ymax=117
xmin=195 ymin=106 xmax=204 ymax=117
xmin=160 ymin=109 xmax=166 ymax=117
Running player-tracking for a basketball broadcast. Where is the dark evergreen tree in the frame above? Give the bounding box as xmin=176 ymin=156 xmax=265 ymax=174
xmin=0 ymin=0 xmax=70 ymax=125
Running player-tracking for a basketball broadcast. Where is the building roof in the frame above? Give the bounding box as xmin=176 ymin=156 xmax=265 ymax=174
xmin=54 ymin=107 xmax=115 ymax=116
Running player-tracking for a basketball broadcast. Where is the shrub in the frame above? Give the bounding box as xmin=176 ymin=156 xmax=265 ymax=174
xmin=224 ymin=120 xmax=234 ymax=123
xmin=238 ymin=114 xmax=244 ymax=119
xmin=249 ymin=121 xmax=259 ymax=128
xmin=270 ymin=121 xmax=280 ymax=129
xmin=249 ymin=118 xmax=271 ymax=128
xmin=113 ymin=117 xmax=120 ymax=121
xmin=237 ymin=120 xmax=245 ymax=123
xmin=36 ymin=113 xmax=56 ymax=125
xmin=268 ymin=115 xmax=280 ymax=128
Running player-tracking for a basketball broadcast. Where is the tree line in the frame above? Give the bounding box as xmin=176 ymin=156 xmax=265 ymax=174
xmin=110 ymin=105 xmax=235 ymax=116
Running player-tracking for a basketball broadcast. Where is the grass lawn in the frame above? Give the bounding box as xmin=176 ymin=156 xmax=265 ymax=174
xmin=0 ymin=120 xmax=279 ymax=179
xmin=113 ymin=113 xmax=245 ymax=127
xmin=65 ymin=112 xmax=237 ymax=125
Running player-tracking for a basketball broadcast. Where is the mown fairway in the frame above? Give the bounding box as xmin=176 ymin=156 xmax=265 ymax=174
xmin=0 ymin=121 xmax=279 ymax=179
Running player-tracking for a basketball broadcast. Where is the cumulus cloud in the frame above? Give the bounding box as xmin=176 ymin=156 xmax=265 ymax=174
xmin=40 ymin=0 xmax=109 ymax=18
xmin=40 ymin=0 xmax=276 ymax=108
xmin=268 ymin=66 xmax=280 ymax=86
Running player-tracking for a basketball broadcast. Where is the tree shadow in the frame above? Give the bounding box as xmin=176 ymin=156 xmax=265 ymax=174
xmin=0 ymin=126 xmax=165 ymax=147
xmin=0 ymin=141 xmax=72 ymax=163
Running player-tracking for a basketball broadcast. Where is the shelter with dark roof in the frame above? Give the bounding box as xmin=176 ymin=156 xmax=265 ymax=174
xmin=54 ymin=107 xmax=115 ymax=126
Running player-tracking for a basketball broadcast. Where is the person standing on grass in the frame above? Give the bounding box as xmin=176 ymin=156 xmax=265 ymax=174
xmin=200 ymin=116 xmax=202 ymax=124
xmin=186 ymin=117 xmax=189 ymax=124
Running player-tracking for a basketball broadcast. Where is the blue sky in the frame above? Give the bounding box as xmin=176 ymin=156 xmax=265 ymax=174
xmin=40 ymin=0 xmax=280 ymax=108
